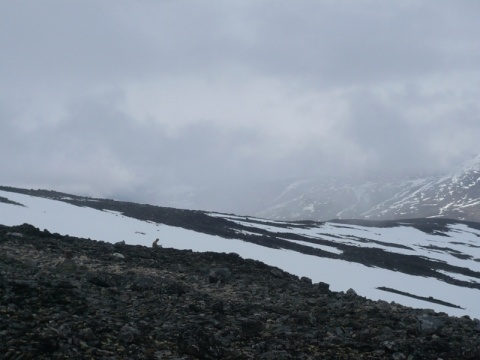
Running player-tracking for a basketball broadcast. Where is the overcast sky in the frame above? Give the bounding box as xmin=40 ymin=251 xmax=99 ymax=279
xmin=1 ymin=1 xmax=479 ymax=207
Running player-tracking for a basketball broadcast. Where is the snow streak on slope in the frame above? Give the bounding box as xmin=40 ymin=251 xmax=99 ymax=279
xmin=1 ymin=190 xmax=480 ymax=319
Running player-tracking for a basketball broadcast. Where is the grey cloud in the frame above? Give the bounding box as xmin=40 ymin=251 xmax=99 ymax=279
xmin=343 ymin=89 xmax=427 ymax=175
xmin=1 ymin=89 xmax=269 ymax=196
xmin=237 ymin=2 xmax=442 ymax=86
xmin=2 ymin=0 xmax=478 ymax=88
xmin=0 ymin=1 xmax=157 ymax=85
xmin=1 ymin=0 xmax=480 ymax=211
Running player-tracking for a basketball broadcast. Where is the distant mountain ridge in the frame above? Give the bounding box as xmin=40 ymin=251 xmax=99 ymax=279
xmin=256 ymin=154 xmax=480 ymax=222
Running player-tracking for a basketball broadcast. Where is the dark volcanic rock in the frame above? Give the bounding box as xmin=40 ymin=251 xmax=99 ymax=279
xmin=1 ymin=223 xmax=480 ymax=359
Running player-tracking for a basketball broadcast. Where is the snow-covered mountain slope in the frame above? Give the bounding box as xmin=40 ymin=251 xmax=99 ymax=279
xmin=363 ymin=154 xmax=480 ymax=221
xmin=254 ymin=177 xmax=432 ymax=221
xmin=255 ymin=154 xmax=480 ymax=222
xmin=1 ymin=187 xmax=480 ymax=319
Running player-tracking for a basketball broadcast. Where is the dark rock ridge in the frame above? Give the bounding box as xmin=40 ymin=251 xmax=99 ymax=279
xmin=2 ymin=223 xmax=480 ymax=359
xmin=0 ymin=195 xmax=24 ymax=207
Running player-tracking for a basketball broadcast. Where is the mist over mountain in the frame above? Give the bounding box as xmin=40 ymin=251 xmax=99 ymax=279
xmin=153 ymin=154 xmax=480 ymax=223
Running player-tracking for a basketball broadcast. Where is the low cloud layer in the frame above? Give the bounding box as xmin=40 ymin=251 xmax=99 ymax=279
xmin=1 ymin=1 xmax=479 ymax=208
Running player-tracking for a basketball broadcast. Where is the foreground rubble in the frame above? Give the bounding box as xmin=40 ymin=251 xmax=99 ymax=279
xmin=1 ymin=223 xmax=480 ymax=359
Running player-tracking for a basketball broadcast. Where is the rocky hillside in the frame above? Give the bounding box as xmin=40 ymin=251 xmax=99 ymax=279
xmin=2 ymin=223 xmax=480 ymax=359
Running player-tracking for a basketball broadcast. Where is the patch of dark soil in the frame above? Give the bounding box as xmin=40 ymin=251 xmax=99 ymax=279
xmin=377 ymin=287 xmax=464 ymax=309
xmin=0 ymin=195 xmax=24 ymax=206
